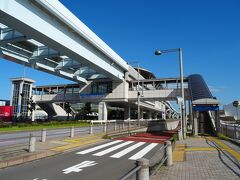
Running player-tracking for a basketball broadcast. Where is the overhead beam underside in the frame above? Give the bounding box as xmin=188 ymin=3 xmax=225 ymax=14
xmin=0 ymin=0 xmax=127 ymax=83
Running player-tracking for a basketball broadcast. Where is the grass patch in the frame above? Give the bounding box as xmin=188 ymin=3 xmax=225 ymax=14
xmin=216 ymin=132 xmax=240 ymax=146
xmin=216 ymin=132 xmax=229 ymax=141
xmin=102 ymin=134 xmax=111 ymax=139
xmin=0 ymin=121 xmax=90 ymax=132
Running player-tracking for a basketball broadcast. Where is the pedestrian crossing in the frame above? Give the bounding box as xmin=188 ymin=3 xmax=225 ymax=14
xmin=76 ymin=140 xmax=161 ymax=160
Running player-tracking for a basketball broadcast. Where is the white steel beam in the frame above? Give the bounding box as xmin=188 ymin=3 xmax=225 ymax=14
xmin=0 ymin=0 xmax=128 ymax=81
xmin=0 ymin=48 xmax=88 ymax=83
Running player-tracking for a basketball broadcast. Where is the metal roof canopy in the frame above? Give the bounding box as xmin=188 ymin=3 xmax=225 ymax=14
xmin=192 ymin=98 xmax=220 ymax=106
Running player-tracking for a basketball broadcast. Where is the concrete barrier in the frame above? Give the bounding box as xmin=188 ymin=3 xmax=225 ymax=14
xmin=41 ymin=128 xmax=46 ymax=142
xmin=165 ymin=140 xmax=173 ymax=166
xmin=70 ymin=126 xmax=74 ymax=138
xmin=137 ymin=158 xmax=149 ymax=180
xmin=28 ymin=134 xmax=36 ymax=152
xmin=89 ymin=124 xmax=93 ymax=134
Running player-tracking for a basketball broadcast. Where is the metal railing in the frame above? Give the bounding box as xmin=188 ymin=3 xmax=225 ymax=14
xmin=220 ymin=122 xmax=240 ymax=140
xmin=119 ymin=141 xmax=172 ymax=180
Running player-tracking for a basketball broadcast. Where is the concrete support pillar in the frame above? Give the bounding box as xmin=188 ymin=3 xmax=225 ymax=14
xmin=147 ymin=111 xmax=152 ymax=120
xmin=153 ymin=113 xmax=157 ymax=120
xmin=193 ymin=111 xmax=199 ymax=136
xmin=215 ymin=110 xmax=220 ymax=133
xmin=199 ymin=112 xmax=204 ymax=134
xmin=188 ymin=100 xmax=193 ymax=130
xmin=31 ymin=110 xmax=35 ymax=122
xmin=178 ymin=129 xmax=183 ymax=140
xmin=98 ymin=102 xmax=107 ymax=121
xmin=114 ymin=121 xmax=117 ymax=131
xmin=140 ymin=109 xmax=144 ymax=120
xmin=162 ymin=111 xmax=166 ymax=120
xmin=124 ymin=105 xmax=131 ymax=121
xmin=162 ymin=104 xmax=166 ymax=120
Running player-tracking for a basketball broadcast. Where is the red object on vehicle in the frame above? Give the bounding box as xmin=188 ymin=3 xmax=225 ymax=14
xmin=0 ymin=106 xmax=14 ymax=122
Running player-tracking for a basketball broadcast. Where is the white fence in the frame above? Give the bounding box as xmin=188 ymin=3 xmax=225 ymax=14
xmin=220 ymin=122 xmax=240 ymax=140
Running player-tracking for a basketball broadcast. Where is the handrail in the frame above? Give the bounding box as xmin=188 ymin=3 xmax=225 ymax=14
xmin=119 ymin=165 xmax=142 ymax=180
xmin=119 ymin=142 xmax=171 ymax=180
xmin=149 ymin=143 xmax=169 ymax=167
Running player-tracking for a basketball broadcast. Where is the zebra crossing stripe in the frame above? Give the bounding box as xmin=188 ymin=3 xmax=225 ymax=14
xmin=110 ymin=142 xmax=146 ymax=158
xmin=93 ymin=141 xmax=134 ymax=156
xmin=129 ymin=143 xmax=158 ymax=160
xmin=76 ymin=140 xmax=123 ymax=154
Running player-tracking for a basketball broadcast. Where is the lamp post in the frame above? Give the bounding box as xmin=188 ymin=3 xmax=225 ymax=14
xmin=155 ymin=48 xmax=186 ymax=139
xmin=137 ymin=64 xmax=141 ymax=127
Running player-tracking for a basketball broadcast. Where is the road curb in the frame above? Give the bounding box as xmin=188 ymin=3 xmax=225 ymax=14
xmin=0 ymin=134 xmax=106 ymax=169
xmin=0 ymin=150 xmax=59 ymax=169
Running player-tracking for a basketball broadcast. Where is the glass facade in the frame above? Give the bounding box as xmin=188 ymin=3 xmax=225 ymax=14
xmin=91 ymin=82 xmax=112 ymax=94
xmin=11 ymin=80 xmax=33 ymax=119
xmin=12 ymin=83 xmax=20 ymax=116
xmin=20 ymin=83 xmax=31 ymax=118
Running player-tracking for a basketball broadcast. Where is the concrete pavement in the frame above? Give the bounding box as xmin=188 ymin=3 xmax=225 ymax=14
xmin=4 ymin=126 xmax=239 ymax=179
xmin=0 ymin=125 xmax=148 ymax=169
xmin=151 ymin=136 xmax=240 ymax=180
xmin=0 ymin=138 xmax=163 ymax=180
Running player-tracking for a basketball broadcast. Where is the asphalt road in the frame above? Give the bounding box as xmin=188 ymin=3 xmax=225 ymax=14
xmin=0 ymin=139 xmax=163 ymax=180
xmin=0 ymin=125 xmax=114 ymax=147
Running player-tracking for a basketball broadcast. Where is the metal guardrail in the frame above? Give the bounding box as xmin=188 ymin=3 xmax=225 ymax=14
xmin=119 ymin=165 xmax=142 ymax=180
xmin=119 ymin=141 xmax=173 ymax=180
xmin=220 ymin=122 xmax=240 ymax=140
xmin=0 ymin=120 xmax=147 ymax=151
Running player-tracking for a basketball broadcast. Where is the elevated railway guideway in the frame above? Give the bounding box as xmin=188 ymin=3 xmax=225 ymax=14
xmin=0 ymin=0 xmax=128 ymax=83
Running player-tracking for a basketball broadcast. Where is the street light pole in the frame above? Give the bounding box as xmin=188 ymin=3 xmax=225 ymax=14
xmin=155 ymin=48 xmax=186 ymax=139
xmin=179 ymin=48 xmax=186 ymax=139
xmin=137 ymin=64 xmax=141 ymax=127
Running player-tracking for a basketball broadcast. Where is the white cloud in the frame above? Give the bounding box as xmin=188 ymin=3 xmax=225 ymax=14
xmin=209 ymin=85 xmax=222 ymax=93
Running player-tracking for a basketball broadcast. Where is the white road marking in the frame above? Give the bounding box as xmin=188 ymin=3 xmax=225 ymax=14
xmin=93 ymin=141 xmax=134 ymax=156
xmin=76 ymin=140 xmax=123 ymax=155
xmin=129 ymin=143 xmax=158 ymax=160
xmin=63 ymin=161 xmax=97 ymax=174
xmin=110 ymin=142 xmax=146 ymax=158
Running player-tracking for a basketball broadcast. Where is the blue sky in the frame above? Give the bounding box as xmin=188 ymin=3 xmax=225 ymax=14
xmin=0 ymin=0 xmax=240 ymax=106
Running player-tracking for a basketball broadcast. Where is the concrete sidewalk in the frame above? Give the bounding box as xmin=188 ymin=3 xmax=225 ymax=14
xmin=0 ymin=126 xmax=147 ymax=169
xmin=151 ymin=136 xmax=240 ymax=180
xmin=0 ymin=133 xmax=105 ymax=169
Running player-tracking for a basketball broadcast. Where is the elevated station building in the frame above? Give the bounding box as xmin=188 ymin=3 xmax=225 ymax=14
xmin=1 ymin=0 xmax=219 ymax=136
